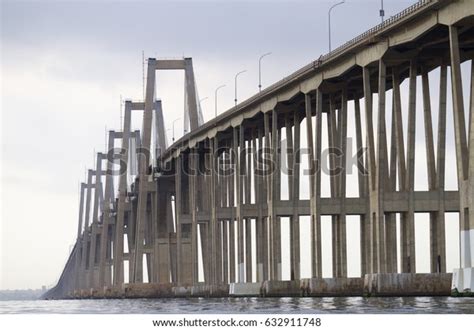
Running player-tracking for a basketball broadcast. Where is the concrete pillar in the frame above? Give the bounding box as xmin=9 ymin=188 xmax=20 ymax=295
xmin=217 ymin=220 xmax=223 ymax=283
xmin=286 ymin=113 xmax=300 ymax=280
xmin=387 ymin=100 xmax=398 ymax=274
xmin=435 ymin=64 xmax=448 ymax=274
xmin=222 ymin=219 xmax=229 ymax=283
xmin=228 ymin=144 xmax=236 ymax=283
xmin=422 ymin=69 xmax=444 ymax=274
xmin=393 ymin=68 xmax=408 ymax=274
xmin=113 ymin=101 xmax=132 ymax=286
xmin=235 ymin=127 xmax=245 ymax=283
xmin=211 ymin=138 xmax=219 ymax=284
xmin=131 ymin=58 xmax=157 ymax=283
xmin=245 ymin=218 xmax=252 ymax=282
xmin=88 ymin=153 xmax=105 ymax=288
xmin=184 ymin=58 xmax=200 ymax=133
xmin=354 ymin=98 xmax=369 ymax=276
xmin=313 ymin=89 xmax=323 ymax=278
xmin=327 ymin=99 xmax=340 ymax=277
xmin=363 ymin=66 xmax=377 ymax=274
xmin=450 ymin=26 xmax=473 ymax=294
xmin=339 ymin=88 xmax=348 ymax=277
xmin=98 ymin=131 xmax=116 ymax=288
xmin=375 ymin=60 xmax=388 ymax=274
xmin=175 ymin=156 xmax=183 ymax=284
xmin=74 ymin=183 xmax=86 ymax=290
xmin=404 ymin=59 xmax=417 ymax=274
xmin=190 ymin=149 xmax=199 ymax=284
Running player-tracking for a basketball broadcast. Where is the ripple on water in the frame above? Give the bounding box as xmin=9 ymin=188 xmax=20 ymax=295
xmin=0 ymin=297 xmax=473 ymax=314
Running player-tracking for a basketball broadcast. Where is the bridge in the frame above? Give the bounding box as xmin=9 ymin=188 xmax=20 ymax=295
xmin=44 ymin=0 xmax=474 ymax=299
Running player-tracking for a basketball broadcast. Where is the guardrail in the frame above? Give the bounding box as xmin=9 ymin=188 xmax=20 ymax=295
xmin=321 ymin=0 xmax=435 ymax=62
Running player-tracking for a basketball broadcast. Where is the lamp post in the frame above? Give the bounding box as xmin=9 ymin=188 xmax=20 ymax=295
xmin=259 ymin=52 xmax=272 ymax=92
xmin=172 ymin=118 xmax=181 ymax=142
xmin=328 ymin=0 xmax=345 ymax=52
xmin=214 ymin=85 xmax=226 ymax=118
xmin=234 ymin=70 xmax=247 ymax=106
xmin=380 ymin=0 xmax=385 ymax=23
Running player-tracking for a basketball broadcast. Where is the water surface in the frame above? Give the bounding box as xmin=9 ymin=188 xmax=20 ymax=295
xmin=0 ymin=297 xmax=473 ymax=314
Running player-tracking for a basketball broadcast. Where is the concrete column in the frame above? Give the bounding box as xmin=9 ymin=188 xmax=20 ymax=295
xmin=387 ymin=100 xmax=398 ymax=274
xmin=264 ymin=111 xmax=275 ymax=280
xmin=245 ymin=218 xmax=252 ymax=282
xmin=223 ymin=220 xmax=229 ymax=283
xmin=98 ymin=132 xmax=116 ymax=288
xmin=327 ymin=99 xmax=340 ymax=277
xmin=253 ymin=130 xmax=264 ymax=282
xmin=132 ymin=58 xmax=157 ymax=283
xmin=175 ymin=156 xmax=183 ymax=285
xmin=435 ymin=64 xmax=448 ymax=274
xmin=313 ymin=89 xmax=323 ymax=278
xmin=375 ymin=60 xmax=388 ymax=274
xmin=236 ymin=127 xmax=245 ymax=283
xmin=275 ymin=126 xmax=282 ymax=280
xmin=190 ymin=149 xmax=199 ymax=284
xmin=217 ymin=220 xmax=223 ymax=283
xmin=228 ymin=145 xmax=236 ymax=283
xmin=113 ymin=101 xmax=132 ymax=286
xmin=354 ymin=98 xmax=369 ymax=276
xmin=209 ymin=137 xmax=219 ymax=284
xmin=286 ymin=113 xmax=300 ymax=280
xmin=422 ymin=70 xmax=443 ymax=274
xmin=404 ymin=59 xmax=417 ymax=274
xmin=392 ymin=68 xmax=408 ymax=273
xmin=184 ymin=58 xmax=200 ymax=132
xmin=89 ymin=153 xmax=104 ymax=288
xmin=74 ymin=183 xmax=86 ymax=290
xmin=339 ymin=88 xmax=348 ymax=277
xmin=450 ymin=26 xmax=474 ymax=293
xmin=363 ymin=66 xmax=377 ymax=274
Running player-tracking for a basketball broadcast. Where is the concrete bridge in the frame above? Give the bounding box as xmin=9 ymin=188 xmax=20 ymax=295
xmin=44 ymin=0 xmax=474 ymax=299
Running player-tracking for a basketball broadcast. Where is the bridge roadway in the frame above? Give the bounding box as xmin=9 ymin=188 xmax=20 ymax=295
xmin=44 ymin=0 xmax=474 ymax=299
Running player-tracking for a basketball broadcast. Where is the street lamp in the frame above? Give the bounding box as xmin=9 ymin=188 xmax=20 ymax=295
xmin=234 ymin=70 xmax=247 ymax=106
xmin=172 ymin=118 xmax=181 ymax=142
xmin=380 ymin=0 xmax=385 ymax=23
xmin=259 ymin=52 xmax=272 ymax=92
xmin=214 ymin=85 xmax=226 ymax=118
xmin=328 ymin=0 xmax=345 ymax=52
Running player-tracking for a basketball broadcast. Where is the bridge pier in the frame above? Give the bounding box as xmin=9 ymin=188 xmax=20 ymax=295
xmin=450 ymin=24 xmax=474 ymax=295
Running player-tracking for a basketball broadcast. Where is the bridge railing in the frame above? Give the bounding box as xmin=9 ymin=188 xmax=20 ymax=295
xmin=240 ymin=0 xmax=437 ymax=110
xmin=321 ymin=0 xmax=435 ymax=62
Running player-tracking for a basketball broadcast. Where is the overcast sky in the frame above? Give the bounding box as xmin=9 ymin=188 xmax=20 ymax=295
xmin=1 ymin=0 xmax=469 ymax=290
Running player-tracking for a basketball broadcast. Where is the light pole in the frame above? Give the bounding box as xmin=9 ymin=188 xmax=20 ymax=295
xmin=328 ymin=0 xmax=345 ymax=52
xmin=380 ymin=0 xmax=385 ymax=23
xmin=214 ymin=85 xmax=226 ymax=118
xmin=172 ymin=118 xmax=181 ymax=142
xmin=259 ymin=52 xmax=272 ymax=92
xmin=234 ymin=70 xmax=247 ymax=106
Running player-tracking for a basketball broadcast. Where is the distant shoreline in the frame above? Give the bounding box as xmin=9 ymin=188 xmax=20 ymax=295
xmin=0 ymin=289 xmax=47 ymax=301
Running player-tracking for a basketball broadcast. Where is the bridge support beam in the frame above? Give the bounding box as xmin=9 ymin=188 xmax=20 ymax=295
xmin=450 ymin=25 xmax=474 ymax=295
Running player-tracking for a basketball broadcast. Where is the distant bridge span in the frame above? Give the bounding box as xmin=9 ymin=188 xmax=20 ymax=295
xmin=45 ymin=0 xmax=474 ymax=299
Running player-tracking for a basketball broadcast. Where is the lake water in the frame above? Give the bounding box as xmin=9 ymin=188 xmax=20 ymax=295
xmin=0 ymin=297 xmax=473 ymax=314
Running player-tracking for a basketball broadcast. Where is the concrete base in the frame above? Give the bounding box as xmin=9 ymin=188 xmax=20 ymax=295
xmin=191 ymin=284 xmax=229 ymax=297
xmin=261 ymin=280 xmax=301 ymax=297
xmin=364 ymin=273 xmax=452 ymax=296
xmin=229 ymin=282 xmax=262 ymax=297
xmin=122 ymin=283 xmax=174 ymax=298
xmin=301 ymin=277 xmax=364 ymax=297
xmin=452 ymin=268 xmax=474 ymax=296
